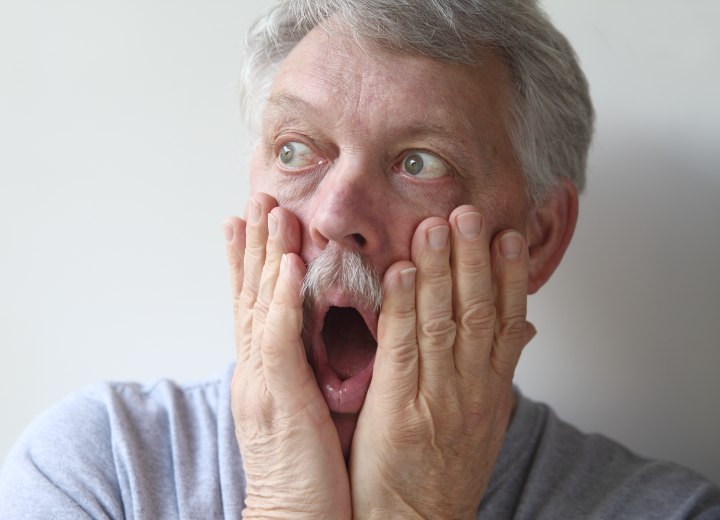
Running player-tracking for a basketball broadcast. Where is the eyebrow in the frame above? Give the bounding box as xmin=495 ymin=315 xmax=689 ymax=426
xmin=263 ymin=93 xmax=323 ymax=131
xmin=266 ymin=92 xmax=472 ymax=134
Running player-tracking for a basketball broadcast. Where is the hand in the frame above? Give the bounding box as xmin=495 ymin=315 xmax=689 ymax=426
xmin=350 ymin=206 xmax=533 ymax=519
xmin=225 ymin=194 xmax=351 ymax=519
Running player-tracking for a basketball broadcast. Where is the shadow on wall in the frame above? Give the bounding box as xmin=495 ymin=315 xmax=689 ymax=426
xmin=516 ymin=124 xmax=720 ymax=485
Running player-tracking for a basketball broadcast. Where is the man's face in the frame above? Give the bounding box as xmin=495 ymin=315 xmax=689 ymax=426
xmin=249 ymin=25 xmax=532 ymax=441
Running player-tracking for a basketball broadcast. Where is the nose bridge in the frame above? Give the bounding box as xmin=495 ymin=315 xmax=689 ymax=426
xmin=308 ymin=156 xmax=383 ymax=252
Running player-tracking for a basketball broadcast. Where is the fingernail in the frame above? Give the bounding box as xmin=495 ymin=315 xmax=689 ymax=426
xmin=457 ymin=212 xmax=481 ymax=240
xmin=268 ymin=213 xmax=278 ymax=237
xmin=223 ymin=219 xmax=234 ymax=242
xmin=500 ymin=232 xmax=523 ymax=259
xmin=280 ymin=253 xmax=288 ymax=273
xmin=428 ymin=225 xmax=449 ymax=250
xmin=400 ymin=267 xmax=417 ymax=289
xmin=247 ymin=198 xmax=261 ymax=225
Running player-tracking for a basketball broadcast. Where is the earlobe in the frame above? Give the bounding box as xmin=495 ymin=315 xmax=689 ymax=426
xmin=525 ymin=178 xmax=579 ymax=294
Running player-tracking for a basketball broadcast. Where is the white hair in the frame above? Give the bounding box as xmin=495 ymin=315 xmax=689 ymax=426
xmin=301 ymin=246 xmax=383 ymax=312
xmin=239 ymin=0 xmax=594 ymax=203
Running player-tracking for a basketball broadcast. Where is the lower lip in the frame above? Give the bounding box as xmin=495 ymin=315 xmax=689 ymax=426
xmin=313 ymin=345 xmax=375 ymax=414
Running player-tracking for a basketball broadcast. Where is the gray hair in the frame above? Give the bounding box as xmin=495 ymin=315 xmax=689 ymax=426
xmin=302 ymin=246 xmax=383 ymax=312
xmin=239 ymin=0 xmax=594 ymax=203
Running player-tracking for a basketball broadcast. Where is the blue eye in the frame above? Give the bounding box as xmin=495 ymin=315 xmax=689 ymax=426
xmin=277 ymin=142 xmax=316 ymax=169
xmin=400 ymin=151 xmax=450 ymax=179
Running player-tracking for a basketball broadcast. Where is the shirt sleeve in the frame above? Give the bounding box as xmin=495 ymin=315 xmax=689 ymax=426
xmin=0 ymin=390 xmax=124 ymax=519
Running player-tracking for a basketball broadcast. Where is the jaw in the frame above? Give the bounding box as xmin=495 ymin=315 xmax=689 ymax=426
xmin=304 ymin=289 xmax=379 ymax=458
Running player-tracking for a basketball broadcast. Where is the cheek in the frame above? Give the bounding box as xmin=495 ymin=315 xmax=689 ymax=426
xmin=401 ymin=181 xmax=464 ymax=221
xmin=275 ymin=171 xmax=323 ymax=211
xmin=382 ymin=211 xmax=423 ymax=259
xmin=382 ymin=183 xmax=465 ymax=259
xmin=473 ymin=183 xmax=530 ymax=233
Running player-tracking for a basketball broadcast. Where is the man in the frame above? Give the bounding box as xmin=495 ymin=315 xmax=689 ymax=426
xmin=1 ymin=0 xmax=718 ymax=518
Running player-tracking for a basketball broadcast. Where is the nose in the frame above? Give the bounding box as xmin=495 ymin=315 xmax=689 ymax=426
xmin=307 ymin=161 xmax=384 ymax=254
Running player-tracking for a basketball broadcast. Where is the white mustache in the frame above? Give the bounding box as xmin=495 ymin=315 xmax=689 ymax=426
xmin=301 ymin=247 xmax=383 ymax=313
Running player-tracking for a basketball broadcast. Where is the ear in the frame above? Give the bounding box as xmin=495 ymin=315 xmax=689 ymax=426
xmin=525 ymin=178 xmax=579 ymax=294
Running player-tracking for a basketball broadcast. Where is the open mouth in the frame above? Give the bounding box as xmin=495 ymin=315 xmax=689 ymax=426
xmin=308 ymin=294 xmax=378 ymax=414
xmin=322 ymin=306 xmax=377 ymax=381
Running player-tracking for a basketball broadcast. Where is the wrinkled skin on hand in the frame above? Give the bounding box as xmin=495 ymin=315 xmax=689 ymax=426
xmin=226 ymin=194 xmax=351 ymax=519
xmin=350 ymin=206 xmax=532 ymax=520
xmin=226 ymin=195 xmax=532 ymax=519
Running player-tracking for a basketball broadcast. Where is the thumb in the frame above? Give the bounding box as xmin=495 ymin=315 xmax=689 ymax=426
xmin=261 ymin=253 xmax=313 ymax=396
xmin=369 ymin=261 xmax=420 ymax=409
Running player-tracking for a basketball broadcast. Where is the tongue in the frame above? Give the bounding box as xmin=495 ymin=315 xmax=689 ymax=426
xmin=322 ymin=306 xmax=377 ymax=381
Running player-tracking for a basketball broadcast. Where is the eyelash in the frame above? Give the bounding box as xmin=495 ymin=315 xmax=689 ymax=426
xmin=272 ymin=135 xmax=455 ymax=181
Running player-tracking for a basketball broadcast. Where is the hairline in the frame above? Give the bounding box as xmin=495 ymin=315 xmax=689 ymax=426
xmin=240 ymin=2 xmax=594 ymax=205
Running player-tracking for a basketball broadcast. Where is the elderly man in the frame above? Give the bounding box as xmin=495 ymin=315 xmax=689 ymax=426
xmin=1 ymin=0 xmax=719 ymax=518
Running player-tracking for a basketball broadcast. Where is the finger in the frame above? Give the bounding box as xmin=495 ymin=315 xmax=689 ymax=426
xmin=261 ymin=253 xmax=315 ymax=396
xmin=368 ymin=260 xmax=419 ymax=409
xmin=411 ymin=217 xmax=456 ymax=388
xmin=224 ymin=216 xmax=247 ymax=317
xmin=238 ymin=194 xmax=278 ymax=364
xmin=251 ymin=207 xmax=301 ymax=356
xmin=448 ymin=207 xmax=495 ymax=382
xmin=490 ymin=231 xmax=529 ymax=379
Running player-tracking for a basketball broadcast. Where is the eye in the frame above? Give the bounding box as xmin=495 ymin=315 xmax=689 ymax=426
xmin=399 ymin=151 xmax=450 ymax=179
xmin=277 ymin=141 xmax=318 ymax=169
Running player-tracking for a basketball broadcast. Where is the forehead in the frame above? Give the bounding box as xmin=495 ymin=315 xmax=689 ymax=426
xmin=266 ymin=24 xmax=514 ymax=146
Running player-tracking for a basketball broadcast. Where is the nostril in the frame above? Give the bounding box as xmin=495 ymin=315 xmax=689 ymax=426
xmin=352 ymin=233 xmax=367 ymax=247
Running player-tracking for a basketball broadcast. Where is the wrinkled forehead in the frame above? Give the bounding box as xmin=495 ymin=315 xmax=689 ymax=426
xmin=266 ymin=23 xmax=514 ymax=147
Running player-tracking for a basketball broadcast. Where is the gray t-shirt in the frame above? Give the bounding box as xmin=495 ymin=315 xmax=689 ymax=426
xmin=1 ymin=364 xmax=718 ymax=519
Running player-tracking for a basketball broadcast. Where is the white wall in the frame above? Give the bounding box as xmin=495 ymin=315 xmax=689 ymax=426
xmin=1 ymin=0 xmax=718 ymax=486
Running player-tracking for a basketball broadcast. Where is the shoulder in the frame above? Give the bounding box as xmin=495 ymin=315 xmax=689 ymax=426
xmin=484 ymin=392 xmax=720 ymax=519
xmin=0 ymin=369 xmax=238 ymax=519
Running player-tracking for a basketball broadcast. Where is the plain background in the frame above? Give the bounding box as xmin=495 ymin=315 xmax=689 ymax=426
xmin=1 ymin=0 xmax=719 ymax=485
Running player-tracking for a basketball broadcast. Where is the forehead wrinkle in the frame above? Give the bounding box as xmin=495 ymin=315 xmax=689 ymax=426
xmin=264 ymin=94 xmax=323 ymax=128
xmin=267 ymin=93 xmax=475 ymax=144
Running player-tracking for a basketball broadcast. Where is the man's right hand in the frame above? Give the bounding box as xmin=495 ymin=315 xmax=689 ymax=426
xmin=224 ymin=194 xmax=351 ymax=519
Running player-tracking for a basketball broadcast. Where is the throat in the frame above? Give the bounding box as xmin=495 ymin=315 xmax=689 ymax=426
xmin=322 ymin=306 xmax=377 ymax=381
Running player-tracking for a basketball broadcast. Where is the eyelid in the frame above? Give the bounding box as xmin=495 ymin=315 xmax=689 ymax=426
xmin=397 ymin=149 xmax=454 ymax=179
xmin=273 ymin=134 xmax=329 ymax=171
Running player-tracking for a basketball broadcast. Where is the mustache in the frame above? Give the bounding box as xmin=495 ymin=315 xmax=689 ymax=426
xmin=301 ymin=247 xmax=383 ymax=313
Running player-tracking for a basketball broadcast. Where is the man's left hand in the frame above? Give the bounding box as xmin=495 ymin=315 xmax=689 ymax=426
xmin=350 ymin=206 xmax=533 ymax=519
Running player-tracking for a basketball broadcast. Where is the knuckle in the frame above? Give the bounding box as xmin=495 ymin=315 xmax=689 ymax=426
xmin=234 ymin=308 xmax=254 ymax=343
xmin=420 ymin=315 xmax=456 ymax=340
xmin=252 ymin=298 xmax=270 ymax=322
xmin=232 ymin=296 xmax=243 ymax=317
xmin=501 ymin=275 xmax=528 ymax=295
xmin=255 ymin=277 xmax=276 ymax=311
xmin=384 ymin=333 xmax=417 ymax=355
xmin=421 ymin=279 xmax=452 ymax=305
xmin=239 ymin=283 xmax=259 ymax=309
xmin=244 ymin=240 xmax=266 ymax=263
xmin=258 ymin=271 xmax=276 ymax=295
xmin=421 ymin=263 xmax=451 ymax=280
xmin=384 ymin=338 xmax=418 ymax=366
xmin=457 ymin=300 xmax=496 ymax=331
xmin=497 ymin=314 xmax=527 ymax=340
xmin=455 ymin=252 xmax=490 ymax=272
xmin=386 ymin=303 xmax=416 ymax=322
